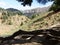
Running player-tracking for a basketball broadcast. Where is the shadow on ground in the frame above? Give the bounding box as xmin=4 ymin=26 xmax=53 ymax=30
xmin=0 ymin=35 xmax=60 ymax=45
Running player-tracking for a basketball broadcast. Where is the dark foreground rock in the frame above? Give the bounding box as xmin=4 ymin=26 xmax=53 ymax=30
xmin=0 ymin=25 xmax=60 ymax=45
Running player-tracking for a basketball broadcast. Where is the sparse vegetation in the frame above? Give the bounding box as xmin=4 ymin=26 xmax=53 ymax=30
xmin=0 ymin=8 xmax=30 ymax=36
xmin=20 ymin=11 xmax=60 ymax=31
xmin=0 ymin=7 xmax=60 ymax=37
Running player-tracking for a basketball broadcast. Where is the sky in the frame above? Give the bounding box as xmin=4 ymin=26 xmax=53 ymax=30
xmin=0 ymin=0 xmax=53 ymax=11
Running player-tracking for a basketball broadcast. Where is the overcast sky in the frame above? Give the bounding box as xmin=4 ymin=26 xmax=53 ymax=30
xmin=0 ymin=0 xmax=53 ymax=11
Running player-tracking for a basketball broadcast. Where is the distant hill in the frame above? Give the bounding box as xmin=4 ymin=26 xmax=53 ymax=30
xmin=6 ymin=8 xmax=23 ymax=15
xmin=23 ymin=6 xmax=51 ymax=17
xmin=6 ymin=8 xmax=20 ymax=12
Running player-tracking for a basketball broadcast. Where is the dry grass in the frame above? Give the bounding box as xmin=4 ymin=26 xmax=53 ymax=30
xmin=0 ymin=14 xmax=30 ymax=37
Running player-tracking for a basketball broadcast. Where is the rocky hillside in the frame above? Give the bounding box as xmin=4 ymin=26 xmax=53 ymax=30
xmin=0 ymin=8 xmax=30 ymax=36
xmin=0 ymin=7 xmax=60 ymax=36
xmin=20 ymin=11 xmax=60 ymax=31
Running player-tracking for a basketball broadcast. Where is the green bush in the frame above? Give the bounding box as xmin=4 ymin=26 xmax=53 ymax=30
xmin=20 ymin=22 xmax=23 ymax=26
xmin=8 ymin=21 xmax=12 ymax=25
xmin=49 ymin=0 xmax=60 ymax=12
xmin=31 ymin=14 xmax=39 ymax=19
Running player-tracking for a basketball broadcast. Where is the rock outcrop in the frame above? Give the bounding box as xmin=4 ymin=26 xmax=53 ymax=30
xmin=0 ymin=24 xmax=60 ymax=45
